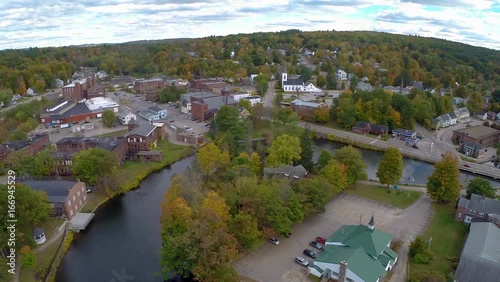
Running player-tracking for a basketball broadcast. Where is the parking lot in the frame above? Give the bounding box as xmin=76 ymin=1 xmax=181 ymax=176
xmin=233 ymin=193 xmax=432 ymax=282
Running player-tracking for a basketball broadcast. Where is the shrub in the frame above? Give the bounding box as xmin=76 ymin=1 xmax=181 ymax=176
xmin=409 ymin=236 xmax=432 ymax=264
xmin=409 ymin=271 xmax=446 ymax=282
xmin=390 ymin=239 xmax=404 ymax=252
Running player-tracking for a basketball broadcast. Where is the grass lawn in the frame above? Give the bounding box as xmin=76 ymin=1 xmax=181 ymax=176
xmin=322 ymin=120 xmax=343 ymax=130
xmin=81 ymin=192 xmax=108 ymax=213
xmin=38 ymin=218 xmax=65 ymax=241
xmin=19 ymin=234 xmax=64 ymax=282
xmin=97 ymin=129 xmax=128 ymax=137
xmin=345 ymin=183 xmax=423 ymax=209
xmin=410 ymin=204 xmax=468 ymax=278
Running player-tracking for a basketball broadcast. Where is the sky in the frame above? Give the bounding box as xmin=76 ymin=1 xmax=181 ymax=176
xmin=1 ymin=0 xmax=499 ymax=51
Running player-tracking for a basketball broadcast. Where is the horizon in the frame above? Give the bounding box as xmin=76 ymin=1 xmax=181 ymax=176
xmin=1 ymin=0 xmax=499 ymax=51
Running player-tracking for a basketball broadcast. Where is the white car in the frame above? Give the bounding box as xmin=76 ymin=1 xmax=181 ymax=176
xmin=294 ymin=257 xmax=309 ymax=267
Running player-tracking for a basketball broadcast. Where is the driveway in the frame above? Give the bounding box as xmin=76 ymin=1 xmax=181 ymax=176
xmin=263 ymin=81 xmax=276 ymax=108
xmin=233 ymin=193 xmax=432 ymax=282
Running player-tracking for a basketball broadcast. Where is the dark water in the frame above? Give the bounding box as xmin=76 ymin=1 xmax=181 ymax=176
xmin=56 ymin=141 xmax=500 ymax=282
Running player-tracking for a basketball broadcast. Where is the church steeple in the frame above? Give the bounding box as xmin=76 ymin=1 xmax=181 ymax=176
xmin=368 ymin=215 xmax=375 ymax=230
xmin=281 ymin=63 xmax=287 ymax=86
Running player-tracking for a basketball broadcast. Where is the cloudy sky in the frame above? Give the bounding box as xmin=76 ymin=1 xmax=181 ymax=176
xmin=1 ymin=0 xmax=499 ymax=50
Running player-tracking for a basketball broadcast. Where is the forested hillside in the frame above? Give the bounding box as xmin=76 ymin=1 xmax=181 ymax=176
xmin=0 ymin=30 xmax=499 ymax=95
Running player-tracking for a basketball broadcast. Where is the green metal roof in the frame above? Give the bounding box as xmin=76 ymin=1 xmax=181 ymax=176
xmin=311 ymin=265 xmax=323 ymax=273
xmin=327 ymin=225 xmax=392 ymax=258
xmin=383 ymin=248 xmax=398 ymax=260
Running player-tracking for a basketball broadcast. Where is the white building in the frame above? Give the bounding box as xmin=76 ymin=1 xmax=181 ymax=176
xmin=282 ymin=70 xmax=321 ymax=93
xmin=336 ymin=69 xmax=348 ymax=80
xmin=117 ymin=112 xmax=137 ymax=125
xmin=83 ymin=97 xmax=119 ymax=112
xmin=27 ymin=88 xmax=36 ymax=96
xmin=231 ymin=93 xmax=251 ymax=102
xmin=241 ymin=96 xmax=263 ymax=106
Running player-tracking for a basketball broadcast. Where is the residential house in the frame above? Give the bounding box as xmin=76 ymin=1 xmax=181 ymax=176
xmin=449 ymin=112 xmax=458 ymax=125
xmin=0 ymin=133 xmax=50 ymax=163
xmin=454 ymin=222 xmax=500 ymax=282
xmin=22 ymin=180 xmax=88 ymax=220
xmin=453 ymin=97 xmax=465 ymax=105
xmin=437 ymin=113 xmax=453 ymax=128
xmin=452 ymin=125 xmax=500 ymax=147
xmin=290 ymin=99 xmax=326 ymax=121
xmin=475 ymin=110 xmax=487 ymax=120
xmin=191 ymin=96 xmax=237 ymax=121
xmin=117 ymin=112 xmax=137 ymax=125
xmin=336 ymin=69 xmax=348 ymax=80
xmin=411 ymin=81 xmax=424 ymax=91
xmin=263 ymin=164 xmax=309 ymax=180
xmin=125 ymin=120 xmax=158 ymax=152
xmin=138 ymin=106 xmax=167 ymax=121
xmin=455 ymin=193 xmax=500 ymax=228
xmin=356 ymin=82 xmax=373 ymax=92
xmin=459 ymin=142 xmax=486 ymax=158
xmin=351 ymin=122 xmax=389 ymax=136
xmin=497 ymin=113 xmax=500 ymax=121
xmin=239 ymin=107 xmax=250 ymax=120
xmin=133 ymin=78 xmax=165 ymax=94
xmin=27 ymin=88 xmax=36 ymax=96
xmin=309 ymin=216 xmax=398 ymax=282
xmin=454 ymin=107 xmax=471 ymax=122
xmin=54 ymin=78 xmax=64 ymax=88
xmin=96 ymin=70 xmax=107 ymax=79
xmin=486 ymin=111 xmax=497 ymax=121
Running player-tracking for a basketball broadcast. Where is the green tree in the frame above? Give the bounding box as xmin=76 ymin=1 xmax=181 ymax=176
xmin=314 ymin=106 xmax=330 ymax=123
xmin=250 ymin=152 xmax=262 ymax=176
xmin=215 ymin=105 xmax=241 ymax=131
xmin=254 ymin=74 xmax=270 ymax=95
xmin=409 ymin=236 xmax=432 ymax=264
xmin=299 ymin=129 xmax=315 ymax=171
xmin=335 ymin=93 xmax=357 ymax=128
xmin=326 ymin=71 xmax=337 ymax=90
xmin=230 ymin=211 xmax=262 ymax=250
xmin=20 ymin=246 xmax=36 ymax=268
xmin=316 ymin=150 xmax=331 ymax=170
xmin=292 ymin=177 xmax=329 ymax=216
xmin=71 ymin=148 xmax=117 ymax=185
xmin=333 ymin=146 xmax=367 ymax=185
xmin=26 ymin=149 xmax=56 ymax=177
xmin=196 ymin=143 xmax=230 ymax=176
xmin=316 ymin=74 xmax=327 ymax=88
xmin=376 ymin=148 xmax=404 ymax=187
xmin=319 ymin=159 xmax=349 ymax=194
xmin=101 ymin=110 xmax=115 ymax=128
xmin=239 ymin=99 xmax=251 ymax=111
xmin=267 ymin=134 xmax=301 ymax=167
xmin=427 ymin=152 xmax=461 ymax=204
xmin=466 ymin=178 xmax=495 ymax=199
xmin=276 ymin=107 xmax=298 ymax=125
xmin=274 ymin=92 xmax=283 ymax=106
xmin=0 ymin=88 xmax=13 ymax=104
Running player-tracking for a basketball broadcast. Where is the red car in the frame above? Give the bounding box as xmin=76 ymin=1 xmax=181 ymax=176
xmin=463 ymin=164 xmax=470 ymax=168
xmin=316 ymin=237 xmax=326 ymax=245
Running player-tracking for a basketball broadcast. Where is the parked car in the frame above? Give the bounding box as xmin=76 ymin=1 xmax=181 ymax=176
xmin=303 ymin=249 xmax=316 ymax=259
xmin=310 ymin=241 xmax=323 ymax=251
xmin=412 ymin=144 xmax=419 ymax=149
xmin=269 ymin=237 xmax=279 ymax=245
xmin=316 ymin=237 xmax=326 ymax=245
xmin=463 ymin=164 xmax=470 ymax=168
xmin=294 ymin=257 xmax=309 ymax=267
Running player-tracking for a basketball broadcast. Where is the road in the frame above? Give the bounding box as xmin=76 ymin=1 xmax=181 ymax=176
xmin=263 ymin=81 xmax=276 ymax=108
xmin=0 ymin=88 xmax=62 ymax=114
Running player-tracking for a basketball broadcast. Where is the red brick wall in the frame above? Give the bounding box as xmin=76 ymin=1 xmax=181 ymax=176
xmin=455 ymin=206 xmax=466 ymax=222
xmin=112 ymin=140 xmax=128 ymax=164
xmin=63 ymin=182 xmax=88 ymax=220
xmin=127 ymin=132 xmax=158 ymax=152
xmin=191 ymin=103 xmax=207 ymax=121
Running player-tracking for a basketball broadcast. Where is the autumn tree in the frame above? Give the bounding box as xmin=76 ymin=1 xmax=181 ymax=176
xmin=230 ymin=211 xmax=262 ymax=250
xmin=20 ymin=246 xmax=36 ymax=268
xmin=101 ymin=110 xmax=116 ymax=128
xmin=267 ymin=134 xmax=301 ymax=167
xmin=427 ymin=152 xmax=461 ymax=204
xmin=376 ymin=147 xmax=404 ymax=187
xmin=314 ymin=106 xmax=330 ymax=123
xmin=319 ymin=159 xmax=349 ymax=194
xmin=72 ymin=148 xmax=117 ymax=185
xmin=466 ymin=178 xmax=495 ymax=199
xmin=276 ymin=107 xmax=298 ymax=125
xmin=196 ymin=143 xmax=230 ymax=176
xmin=333 ymin=146 xmax=367 ymax=185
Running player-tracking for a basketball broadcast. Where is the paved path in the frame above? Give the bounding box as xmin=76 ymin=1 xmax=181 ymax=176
xmin=358 ymin=180 xmax=500 ymax=196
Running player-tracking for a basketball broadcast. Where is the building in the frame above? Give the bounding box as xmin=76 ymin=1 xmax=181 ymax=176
xmin=452 ymin=125 xmax=500 ymax=147
xmin=351 ymin=122 xmax=389 ymax=136
xmin=0 ymin=133 xmax=50 ymax=162
xmin=23 ymin=180 xmax=88 ymax=220
xmin=456 ymin=194 xmax=500 ymax=228
xmin=189 ymin=79 xmax=228 ymax=91
xmin=281 ymin=68 xmax=321 ymax=93
xmin=176 ymin=131 xmax=204 ymax=145
xmin=133 ymin=78 xmax=165 ymax=94
xmin=475 ymin=110 xmax=488 ymax=120
xmin=138 ymin=106 xmax=167 ymax=121
xmin=54 ymin=78 xmax=64 ymax=88
xmin=191 ymin=96 xmax=237 ymax=122
xmin=392 ymin=129 xmax=417 ymax=139
xmin=62 ymin=74 xmax=98 ymax=102
xmin=454 ymin=222 xmax=500 ymax=282
xmin=486 ymin=111 xmax=497 ymax=120
xmin=40 ymin=100 xmax=76 ymax=124
xmin=117 ymin=112 xmax=137 ymax=125
xmin=32 ymin=228 xmax=46 ymax=245
xmin=454 ymin=107 xmax=471 ymax=122
xmin=453 ymin=97 xmax=465 ymax=105
xmin=309 ymin=216 xmax=397 ymax=282
xmin=86 ymin=84 xmax=106 ymax=99
xmin=126 ymin=120 xmax=158 ymax=152
xmin=356 ymin=82 xmax=373 ymax=92
xmin=459 ymin=142 xmax=486 ymax=158
xmin=336 ymin=69 xmax=348 ymax=80
xmin=290 ymin=99 xmax=326 ymax=121
xmin=241 ymin=96 xmax=263 ymax=106
xmin=263 ymin=164 xmax=309 ymax=180
xmin=180 ymin=92 xmax=218 ymax=114
xmin=136 ymin=151 xmax=163 ymax=162
xmin=27 ymin=88 xmax=36 ymax=96
xmin=41 ymin=97 xmax=119 ymax=126
xmin=56 ymin=136 xmax=128 ymax=164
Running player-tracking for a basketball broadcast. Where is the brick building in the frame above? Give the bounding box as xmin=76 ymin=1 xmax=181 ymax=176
xmin=0 ymin=134 xmax=50 ymax=163
xmin=86 ymin=84 xmax=106 ymax=99
xmin=133 ymin=79 xmax=165 ymax=94
xmin=62 ymin=74 xmax=99 ymax=102
xmin=23 ymin=180 xmax=88 ymax=220
xmin=41 ymin=97 xmax=119 ymax=126
xmin=452 ymin=125 xmax=500 ymax=147
xmin=125 ymin=119 xmax=159 ymax=152
xmin=56 ymin=137 xmax=128 ymax=163
xmin=456 ymin=193 xmax=500 ymax=228
xmin=191 ymin=96 xmax=237 ymax=121
xmin=189 ymin=79 xmax=228 ymax=91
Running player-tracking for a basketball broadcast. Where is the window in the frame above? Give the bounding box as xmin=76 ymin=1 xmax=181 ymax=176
xmin=458 ymin=213 xmax=462 ymax=218
xmin=79 ymin=200 xmax=82 ymax=207
xmin=68 ymin=200 xmax=72 ymax=206
xmin=73 ymin=195 xmax=76 ymax=201
xmin=83 ymin=195 xmax=86 ymax=201
xmin=81 ymin=186 xmax=84 ymax=192
xmin=479 ymin=213 xmax=484 ymax=218
xmin=77 ymin=191 xmax=80 ymax=197
xmin=472 ymin=211 xmax=476 ymax=215
xmin=70 ymin=210 xmax=73 ymax=217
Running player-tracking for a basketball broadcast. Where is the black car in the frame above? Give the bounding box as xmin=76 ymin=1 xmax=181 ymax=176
xmin=303 ymin=249 xmax=316 ymax=259
xmin=310 ymin=241 xmax=323 ymax=251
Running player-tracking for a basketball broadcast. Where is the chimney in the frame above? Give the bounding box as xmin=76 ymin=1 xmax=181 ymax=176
xmin=338 ymin=261 xmax=348 ymax=282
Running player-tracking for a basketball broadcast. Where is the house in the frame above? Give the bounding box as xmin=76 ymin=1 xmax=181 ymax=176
xmin=281 ymin=67 xmax=321 ymax=93
xmin=138 ymin=106 xmax=167 ymax=121
xmin=241 ymin=96 xmax=262 ymax=106
xmin=136 ymin=150 xmax=163 ymax=162
xmin=459 ymin=142 xmax=486 ymax=158
xmin=486 ymin=111 xmax=497 ymax=121
xmin=27 ymin=88 xmax=36 ymax=96
xmin=351 ymin=122 xmax=389 ymax=136
xmin=437 ymin=114 xmax=452 ymax=128
xmin=454 ymin=222 xmax=500 ymax=282
xmin=290 ymin=99 xmax=326 ymax=121
xmin=336 ymin=69 xmax=348 ymax=80
xmin=191 ymin=96 xmax=237 ymax=121
xmin=263 ymin=164 xmax=308 ymax=180
xmin=32 ymin=228 xmax=46 ymax=245
xmin=117 ymin=112 xmax=137 ymax=125
xmin=96 ymin=70 xmax=107 ymax=79
xmin=449 ymin=112 xmax=458 ymax=125
xmin=125 ymin=120 xmax=158 ymax=152
xmin=455 ymin=193 xmax=500 ymax=228
xmin=309 ymin=216 xmax=397 ymax=282
xmin=22 ymin=180 xmax=88 ymax=220
xmin=452 ymin=125 xmax=500 ymax=147
xmin=54 ymin=78 xmax=64 ymax=88
xmin=133 ymin=78 xmax=165 ymax=94
xmin=496 ymin=113 xmax=500 ymax=121
xmin=239 ymin=107 xmax=250 ymax=120
xmin=454 ymin=107 xmax=471 ymax=122
xmin=356 ymin=82 xmax=373 ymax=92
xmin=0 ymin=133 xmax=50 ymax=163
xmin=475 ymin=110 xmax=487 ymax=120
xmin=453 ymin=97 xmax=465 ymax=105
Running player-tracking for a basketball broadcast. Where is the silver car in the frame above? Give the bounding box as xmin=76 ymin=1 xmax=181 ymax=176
xmin=294 ymin=257 xmax=309 ymax=267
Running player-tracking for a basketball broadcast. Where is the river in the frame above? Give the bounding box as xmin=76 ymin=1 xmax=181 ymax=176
xmin=56 ymin=141 xmax=500 ymax=282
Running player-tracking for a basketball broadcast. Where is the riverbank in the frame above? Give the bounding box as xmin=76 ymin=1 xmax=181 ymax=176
xmin=17 ymin=140 xmax=194 ymax=282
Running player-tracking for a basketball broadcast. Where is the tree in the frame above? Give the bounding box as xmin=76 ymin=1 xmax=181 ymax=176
xmin=376 ymin=148 xmax=404 ymax=187
xmin=215 ymin=105 xmax=241 ymax=131
xmin=409 ymin=236 xmax=432 ymax=264
xmin=26 ymin=149 xmax=56 ymax=177
xmin=466 ymin=178 xmax=495 ymax=199
xmin=102 ymin=110 xmax=115 ymax=128
xmin=316 ymin=150 xmax=331 ymax=170
xmin=276 ymin=107 xmax=298 ymax=125
xmin=239 ymin=99 xmax=251 ymax=112
xmin=427 ymin=152 xmax=461 ymax=204
xmin=319 ymin=159 xmax=349 ymax=195
xmin=274 ymin=92 xmax=283 ymax=107
xmin=230 ymin=212 xmax=262 ymax=250
xmin=250 ymin=152 xmax=262 ymax=176
xmin=292 ymin=177 xmax=329 ymax=216
xmin=333 ymin=146 xmax=367 ymax=185
xmin=314 ymin=106 xmax=330 ymax=123
xmin=196 ymin=143 xmax=230 ymax=176
xmin=267 ymin=134 xmax=301 ymax=167
xmin=254 ymin=74 xmax=270 ymax=96
xmin=72 ymin=148 xmax=117 ymax=185
xmin=0 ymin=88 xmax=13 ymax=104
xmin=334 ymin=93 xmax=357 ymax=128
xmin=20 ymin=246 xmax=36 ymax=268
xmin=299 ymin=129 xmax=315 ymax=172
xmin=326 ymin=71 xmax=337 ymax=90
xmin=316 ymin=74 xmax=326 ymax=88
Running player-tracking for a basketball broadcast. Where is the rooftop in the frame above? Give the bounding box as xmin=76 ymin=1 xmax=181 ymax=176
xmin=22 ymin=180 xmax=83 ymax=203
xmin=126 ymin=123 xmax=157 ymax=137
xmin=463 ymin=193 xmax=500 ymax=215
xmin=0 ymin=134 xmax=48 ymax=152
xmin=84 ymin=97 xmax=119 ymax=111
xmin=453 ymin=125 xmax=500 ymax=139
xmin=56 ymin=137 xmax=126 ymax=151
xmin=291 ymin=99 xmax=324 ymax=108
xmin=44 ymin=100 xmax=75 ymax=113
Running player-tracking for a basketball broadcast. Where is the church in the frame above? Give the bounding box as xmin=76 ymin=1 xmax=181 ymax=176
xmin=281 ymin=65 xmax=322 ymax=93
